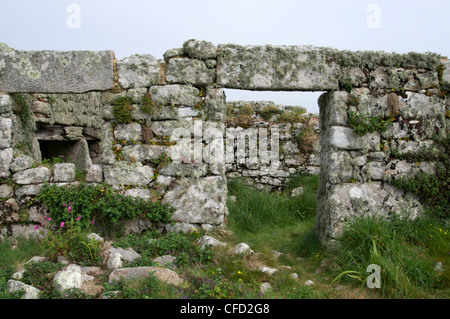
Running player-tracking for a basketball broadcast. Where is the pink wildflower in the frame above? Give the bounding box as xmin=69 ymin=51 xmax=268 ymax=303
xmin=60 ymin=222 xmax=65 ymax=228
xmin=34 ymin=225 xmax=39 ymax=230
xmin=76 ymin=215 xmax=81 ymax=221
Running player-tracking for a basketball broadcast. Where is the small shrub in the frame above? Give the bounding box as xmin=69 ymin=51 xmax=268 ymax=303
xmin=140 ymin=93 xmax=156 ymax=116
xmin=259 ymin=105 xmax=281 ymax=121
xmin=113 ymin=96 xmax=135 ymax=124
xmin=295 ymin=125 xmax=318 ymax=155
xmin=347 ymin=111 xmax=393 ymax=135
xmin=278 ymin=108 xmax=307 ymax=123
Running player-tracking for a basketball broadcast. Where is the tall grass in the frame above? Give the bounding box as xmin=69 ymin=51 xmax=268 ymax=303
xmin=329 ymin=214 xmax=449 ymax=298
xmin=226 ymin=174 xmax=321 ymax=261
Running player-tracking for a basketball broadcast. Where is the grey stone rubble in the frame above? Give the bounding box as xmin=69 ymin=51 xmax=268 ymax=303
xmin=5 ymin=233 xmax=184 ymax=298
xmin=5 ymin=232 xmax=312 ymax=298
xmin=0 ymin=38 xmax=447 ymax=246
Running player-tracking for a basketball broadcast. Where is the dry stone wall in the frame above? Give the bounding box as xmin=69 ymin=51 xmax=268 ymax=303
xmin=0 ymin=40 xmax=448 ymax=245
xmin=225 ymin=100 xmax=320 ymax=190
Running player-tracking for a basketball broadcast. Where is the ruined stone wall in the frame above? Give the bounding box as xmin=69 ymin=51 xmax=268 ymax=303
xmin=225 ymin=100 xmax=320 ymax=190
xmin=0 ymin=40 xmax=448 ymax=245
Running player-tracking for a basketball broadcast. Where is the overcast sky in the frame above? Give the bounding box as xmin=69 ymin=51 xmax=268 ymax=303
xmin=1 ymin=0 xmax=449 ymax=113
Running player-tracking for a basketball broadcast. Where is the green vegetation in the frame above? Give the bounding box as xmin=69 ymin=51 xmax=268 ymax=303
xmin=112 ymin=96 xmax=135 ymax=124
xmin=329 ymin=214 xmax=449 ymax=298
xmin=391 ymin=135 xmax=449 ymax=220
xmin=11 ymin=93 xmax=31 ymax=123
xmin=36 ymin=183 xmax=175 ymax=236
xmin=259 ymin=105 xmax=281 ymax=121
xmin=140 ymin=93 xmax=156 ymax=116
xmin=347 ymin=111 xmax=394 ymax=136
xmin=1 ymin=173 xmax=448 ymax=299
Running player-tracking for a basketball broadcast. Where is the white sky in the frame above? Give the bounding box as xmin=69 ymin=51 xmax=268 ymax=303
xmin=1 ymin=0 xmax=449 ymax=113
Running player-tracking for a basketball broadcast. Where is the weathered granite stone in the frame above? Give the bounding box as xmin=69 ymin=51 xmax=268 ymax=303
xmin=217 ymin=44 xmax=339 ymax=91
xmin=15 ymin=184 xmax=45 ymax=199
xmin=114 ymin=123 xmax=142 ymax=141
xmin=108 ymin=266 xmax=184 ymax=286
xmin=183 ymin=39 xmax=217 ymax=60
xmin=0 ymin=184 xmax=13 ymax=198
xmin=53 ymin=264 xmax=84 ymax=292
xmin=10 ymin=155 xmax=34 ymax=172
xmin=117 ymin=54 xmax=160 ymax=89
xmin=0 ymin=148 xmax=13 ymax=178
xmin=162 ymin=176 xmax=227 ymax=225
xmin=315 ymin=182 xmax=424 ymax=244
xmin=0 ymin=94 xmax=12 ymax=114
xmin=0 ymin=49 xmax=114 ymax=93
xmin=163 ymin=48 xmax=185 ymax=62
xmin=64 ymin=126 xmax=83 ymax=140
xmin=103 ymin=165 xmax=154 ymax=185
xmin=329 ymin=126 xmax=380 ymax=151
xmin=12 ymin=167 xmax=50 ymax=184
xmin=53 ymin=163 xmax=75 ymax=182
xmin=0 ymin=118 xmax=12 ymax=148
xmin=166 ymin=58 xmax=215 ymax=86
xmin=124 ymin=188 xmax=150 ymax=200
xmin=121 ymin=144 xmax=167 ymax=162
xmin=149 ymin=84 xmax=200 ymax=107
xmin=86 ymin=164 xmax=103 ymax=183
xmin=231 ymin=243 xmax=254 ymax=255
xmin=7 ymin=280 xmax=40 ymax=299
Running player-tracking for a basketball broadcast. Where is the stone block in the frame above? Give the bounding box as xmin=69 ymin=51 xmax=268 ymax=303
xmin=86 ymin=164 xmax=103 ymax=183
xmin=0 ymin=117 xmax=12 ymax=148
xmin=217 ymin=44 xmax=339 ymax=91
xmin=183 ymin=39 xmax=217 ymax=60
xmin=162 ymin=176 xmax=227 ymax=225
xmin=117 ymin=54 xmax=161 ymax=89
xmin=53 ymin=163 xmax=75 ymax=182
xmin=329 ymin=126 xmax=379 ymax=151
xmin=0 ymin=148 xmax=13 ymax=178
xmin=149 ymin=84 xmax=200 ymax=107
xmin=443 ymin=59 xmax=450 ymax=90
xmin=0 ymin=94 xmax=11 ymax=113
xmin=0 ymin=49 xmax=114 ymax=93
xmin=166 ymin=58 xmax=215 ymax=86
xmin=114 ymin=123 xmax=142 ymax=142
xmin=12 ymin=167 xmax=50 ymax=185
xmin=10 ymin=155 xmax=34 ymax=172
xmin=103 ymin=165 xmax=154 ymax=185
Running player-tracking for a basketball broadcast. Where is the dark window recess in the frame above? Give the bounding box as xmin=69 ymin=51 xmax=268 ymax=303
xmin=39 ymin=140 xmax=78 ymax=162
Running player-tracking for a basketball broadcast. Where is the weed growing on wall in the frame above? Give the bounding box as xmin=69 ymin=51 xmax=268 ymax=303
xmin=391 ymin=135 xmax=449 ymax=220
xmin=112 ymin=96 xmax=135 ymax=124
xmin=347 ymin=111 xmax=394 ymax=135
